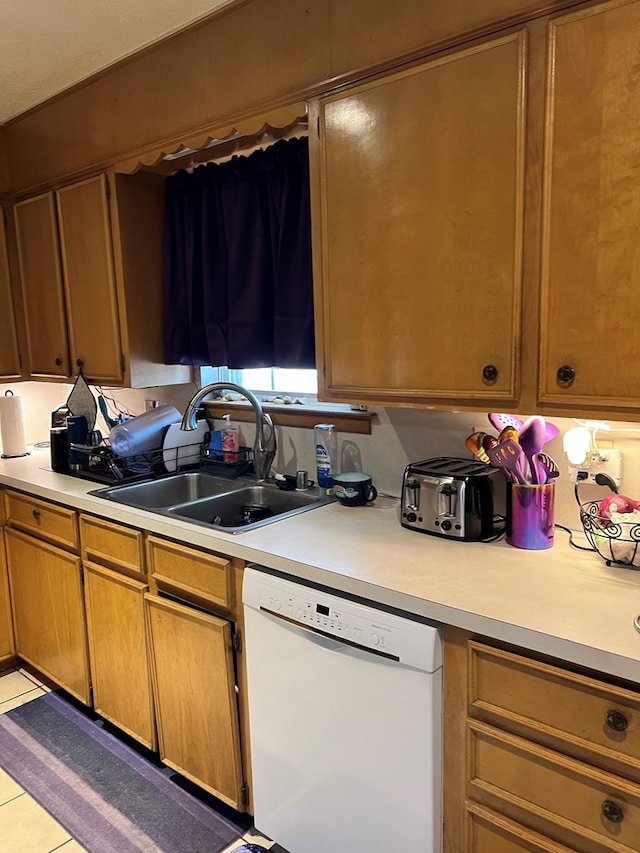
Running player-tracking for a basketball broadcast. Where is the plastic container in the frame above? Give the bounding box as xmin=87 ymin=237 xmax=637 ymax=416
xmin=109 ymin=405 xmax=181 ymax=458
xmin=50 ymin=426 xmax=69 ymax=472
xmin=314 ymin=423 xmax=337 ymax=491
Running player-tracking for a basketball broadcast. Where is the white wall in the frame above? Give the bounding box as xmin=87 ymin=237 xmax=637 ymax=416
xmin=3 ymin=380 xmax=640 ymax=532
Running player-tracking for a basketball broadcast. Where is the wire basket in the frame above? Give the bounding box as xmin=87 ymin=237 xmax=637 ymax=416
xmin=67 ymin=444 xmax=166 ymax=484
xmin=579 ymin=500 xmax=640 ymax=569
xmin=69 ymin=439 xmax=206 ymax=485
xmin=199 ymin=445 xmax=253 ymax=478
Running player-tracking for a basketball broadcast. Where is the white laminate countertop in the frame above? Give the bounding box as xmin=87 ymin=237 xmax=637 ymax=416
xmin=2 ymin=447 xmax=640 ymax=684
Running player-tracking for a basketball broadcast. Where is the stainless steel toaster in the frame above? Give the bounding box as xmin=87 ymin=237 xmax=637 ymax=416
xmin=400 ymin=456 xmax=506 ymax=541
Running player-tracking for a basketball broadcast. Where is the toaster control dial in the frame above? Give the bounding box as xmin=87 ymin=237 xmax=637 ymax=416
xmin=441 ymin=520 xmax=452 ymax=531
xmin=406 ymin=512 xmax=417 ymax=523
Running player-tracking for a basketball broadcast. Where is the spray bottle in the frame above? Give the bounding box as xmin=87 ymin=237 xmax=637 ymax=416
xmin=314 ymin=423 xmax=337 ymax=492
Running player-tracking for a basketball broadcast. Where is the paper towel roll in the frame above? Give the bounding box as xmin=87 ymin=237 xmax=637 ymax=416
xmin=0 ymin=391 xmax=28 ymax=457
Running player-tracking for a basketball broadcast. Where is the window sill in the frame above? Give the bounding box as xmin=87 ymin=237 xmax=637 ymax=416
xmin=202 ymin=401 xmax=375 ymax=434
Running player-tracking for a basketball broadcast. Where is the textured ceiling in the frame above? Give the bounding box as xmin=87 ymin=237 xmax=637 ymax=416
xmin=0 ymin=0 xmax=234 ymax=124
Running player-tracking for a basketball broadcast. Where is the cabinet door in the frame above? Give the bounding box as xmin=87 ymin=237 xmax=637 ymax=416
xmin=539 ymin=0 xmax=640 ymax=411
xmin=0 ymin=209 xmax=22 ymax=379
xmin=5 ymin=527 xmax=90 ymax=704
xmin=311 ymin=31 xmax=526 ymax=407
xmin=145 ymin=593 xmax=244 ymax=810
xmin=13 ymin=193 xmax=70 ymax=378
xmin=0 ymin=532 xmax=15 ymax=663
xmin=56 ymin=175 xmax=124 ymax=385
xmin=84 ymin=563 xmax=155 ymax=749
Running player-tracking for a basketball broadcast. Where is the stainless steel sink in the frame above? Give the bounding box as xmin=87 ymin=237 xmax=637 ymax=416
xmin=90 ymin=474 xmax=332 ymax=532
xmin=90 ymin=471 xmax=245 ymax=509
xmin=166 ymin=484 xmax=331 ymax=532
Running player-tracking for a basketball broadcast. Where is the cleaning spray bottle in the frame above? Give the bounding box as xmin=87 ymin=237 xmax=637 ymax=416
xmin=314 ymin=423 xmax=337 ymax=492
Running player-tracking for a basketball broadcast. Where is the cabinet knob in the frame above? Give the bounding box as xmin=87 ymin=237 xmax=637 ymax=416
xmin=32 ymin=509 xmax=40 ymax=522
xmin=55 ymin=357 xmax=63 ymax=367
xmin=482 ymin=364 xmax=498 ymax=385
xmin=76 ymin=358 xmax=84 ymax=369
xmin=605 ymin=709 xmax=629 ymax=732
xmin=601 ymin=799 xmax=624 ymax=823
xmin=556 ymin=364 xmax=575 ymax=388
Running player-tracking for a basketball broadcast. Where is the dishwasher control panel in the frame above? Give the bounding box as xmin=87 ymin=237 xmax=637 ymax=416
xmin=269 ymin=587 xmax=397 ymax=654
xmin=243 ymin=566 xmax=442 ymax=671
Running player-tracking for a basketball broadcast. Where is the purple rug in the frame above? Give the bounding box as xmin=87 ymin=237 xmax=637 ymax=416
xmin=0 ymin=692 xmax=247 ymax=853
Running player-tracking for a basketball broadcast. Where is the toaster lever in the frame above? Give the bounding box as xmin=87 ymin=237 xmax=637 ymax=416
xmin=404 ymin=477 xmax=420 ymax=512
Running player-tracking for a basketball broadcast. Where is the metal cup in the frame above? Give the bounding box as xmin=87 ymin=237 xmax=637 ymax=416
xmin=506 ymin=483 xmax=555 ymax=550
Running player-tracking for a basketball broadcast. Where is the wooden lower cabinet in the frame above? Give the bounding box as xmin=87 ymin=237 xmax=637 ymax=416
xmin=0 ymin=532 xmax=15 ymax=664
xmin=5 ymin=527 xmax=90 ymax=703
xmin=445 ymin=627 xmax=640 ymax=852
xmin=145 ymin=593 xmax=245 ymax=810
xmin=84 ymin=562 xmax=155 ymax=749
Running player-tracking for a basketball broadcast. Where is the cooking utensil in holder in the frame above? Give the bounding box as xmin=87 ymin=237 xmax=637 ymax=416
xmin=580 ymin=500 xmax=640 ymax=568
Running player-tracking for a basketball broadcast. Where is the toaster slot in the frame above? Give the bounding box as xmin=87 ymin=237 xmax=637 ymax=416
xmin=437 ymin=481 xmax=458 ymax=518
xmin=404 ymin=477 xmax=420 ymax=512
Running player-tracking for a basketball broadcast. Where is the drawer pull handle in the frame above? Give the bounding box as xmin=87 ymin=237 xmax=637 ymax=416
xmin=601 ymin=799 xmax=624 ymax=823
xmin=605 ymin=709 xmax=629 ymax=732
xmin=556 ymin=364 xmax=576 ymax=387
xmin=32 ymin=509 xmax=41 ymax=521
xmin=482 ymin=364 xmax=498 ymax=385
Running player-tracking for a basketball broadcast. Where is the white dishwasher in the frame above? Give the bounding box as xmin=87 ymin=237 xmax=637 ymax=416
xmin=242 ymin=565 xmax=443 ymax=853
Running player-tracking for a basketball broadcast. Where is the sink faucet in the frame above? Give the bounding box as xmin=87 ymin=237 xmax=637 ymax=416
xmin=180 ymin=383 xmax=276 ymax=482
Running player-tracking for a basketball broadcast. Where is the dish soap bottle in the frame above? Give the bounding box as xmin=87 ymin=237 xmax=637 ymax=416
xmin=221 ymin=414 xmax=240 ymax=463
xmin=314 ymin=423 xmax=337 ymax=492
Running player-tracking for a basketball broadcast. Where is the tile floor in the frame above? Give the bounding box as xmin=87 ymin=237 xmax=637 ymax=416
xmin=0 ymin=668 xmax=279 ymax=853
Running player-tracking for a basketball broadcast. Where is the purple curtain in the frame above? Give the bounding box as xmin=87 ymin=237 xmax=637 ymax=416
xmin=162 ymin=137 xmax=315 ymax=368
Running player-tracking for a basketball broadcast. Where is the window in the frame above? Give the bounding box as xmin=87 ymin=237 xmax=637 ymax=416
xmin=199 ymin=365 xmax=373 ymax=433
xmin=200 ymin=366 xmax=317 ymax=397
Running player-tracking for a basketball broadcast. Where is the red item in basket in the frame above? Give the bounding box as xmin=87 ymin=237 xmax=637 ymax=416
xmin=598 ymin=494 xmax=640 ymax=519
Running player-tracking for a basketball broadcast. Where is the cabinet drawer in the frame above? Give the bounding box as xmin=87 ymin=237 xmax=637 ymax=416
xmin=146 ymin=535 xmax=233 ymax=611
xmin=5 ymin=490 xmax=79 ymax=551
xmin=80 ymin=514 xmax=145 ymax=577
xmin=469 ymin=642 xmax=640 ymax=777
xmin=468 ymin=719 xmax=640 ymax=852
xmin=466 ymin=802 xmax=580 ymax=852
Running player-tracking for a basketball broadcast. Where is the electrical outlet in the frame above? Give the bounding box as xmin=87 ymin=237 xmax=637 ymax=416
xmin=568 ymin=449 xmax=622 ymax=485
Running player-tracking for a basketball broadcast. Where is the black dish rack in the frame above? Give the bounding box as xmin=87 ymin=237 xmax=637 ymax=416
xmin=69 ymin=441 xmax=254 ymax=485
xmin=579 ymin=499 xmax=640 ymax=569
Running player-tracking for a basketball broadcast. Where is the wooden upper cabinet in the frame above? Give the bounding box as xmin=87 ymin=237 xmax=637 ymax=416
xmin=14 ymin=193 xmax=70 ymax=378
xmin=12 ymin=171 xmax=190 ymax=388
xmin=539 ymin=0 xmax=640 ymax=413
xmin=56 ymin=175 xmax=123 ymax=385
xmin=311 ymin=31 xmax=527 ymax=408
xmin=0 ymin=208 xmax=22 ymax=379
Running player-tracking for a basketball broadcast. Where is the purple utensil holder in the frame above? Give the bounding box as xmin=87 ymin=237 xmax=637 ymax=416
xmin=506 ymin=483 xmax=555 ymax=550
